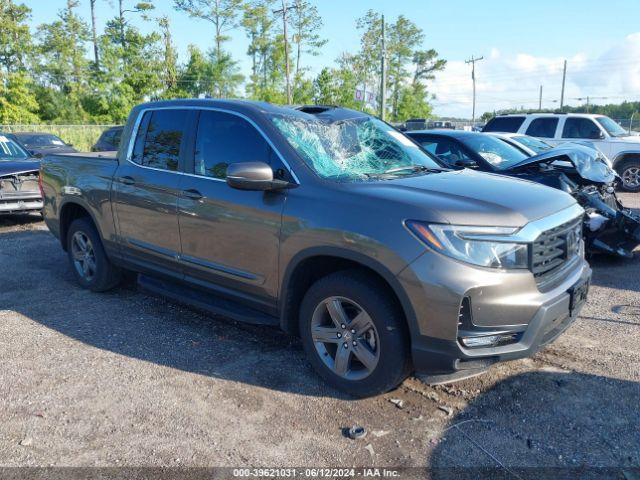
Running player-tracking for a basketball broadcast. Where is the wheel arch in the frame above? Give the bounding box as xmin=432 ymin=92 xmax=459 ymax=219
xmin=58 ymin=199 xmax=102 ymax=251
xmin=279 ymin=247 xmax=418 ymax=339
xmin=612 ymin=151 xmax=640 ymax=169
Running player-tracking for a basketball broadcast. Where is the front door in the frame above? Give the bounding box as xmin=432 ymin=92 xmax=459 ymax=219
xmin=113 ymin=108 xmax=193 ymax=275
xmin=177 ymin=109 xmax=292 ymax=311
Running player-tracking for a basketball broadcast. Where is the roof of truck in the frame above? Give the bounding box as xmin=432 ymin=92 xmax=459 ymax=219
xmin=135 ymin=99 xmax=368 ymax=123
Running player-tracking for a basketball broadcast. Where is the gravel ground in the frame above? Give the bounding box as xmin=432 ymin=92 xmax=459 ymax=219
xmin=0 ymin=195 xmax=639 ymax=474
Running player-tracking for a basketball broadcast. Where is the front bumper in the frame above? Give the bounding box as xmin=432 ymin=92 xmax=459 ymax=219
xmin=398 ymin=249 xmax=592 ymax=376
xmin=0 ymin=192 xmax=43 ymax=214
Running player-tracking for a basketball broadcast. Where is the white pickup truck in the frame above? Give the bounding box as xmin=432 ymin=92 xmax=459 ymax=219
xmin=483 ymin=113 xmax=640 ymax=192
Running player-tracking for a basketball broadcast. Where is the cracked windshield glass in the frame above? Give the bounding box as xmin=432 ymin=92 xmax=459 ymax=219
xmin=271 ymin=115 xmax=442 ymax=179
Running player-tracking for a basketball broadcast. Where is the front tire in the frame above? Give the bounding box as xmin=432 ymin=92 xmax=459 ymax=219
xmin=299 ymin=270 xmax=411 ymax=397
xmin=617 ymin=158 xmax=640 ymax=192
xmin=67 ymin=217 xmax=121 ymax=292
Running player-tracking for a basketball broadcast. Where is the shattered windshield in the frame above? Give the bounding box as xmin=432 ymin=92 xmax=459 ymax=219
xmin=596 ymin=117 xmax=628 ymax=137
xmin=0 ymin=136 xmax=29 ymax=161
xmin=271 ymin=115 xmax=442 ymax=179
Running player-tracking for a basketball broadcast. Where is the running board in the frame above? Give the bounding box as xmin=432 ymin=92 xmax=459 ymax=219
xmin=138 ymin=274 xmax=279 ymax=327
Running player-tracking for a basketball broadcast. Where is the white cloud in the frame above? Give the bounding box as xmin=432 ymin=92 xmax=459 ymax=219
xmin=429 ymin=33 xmax=640 ymax=119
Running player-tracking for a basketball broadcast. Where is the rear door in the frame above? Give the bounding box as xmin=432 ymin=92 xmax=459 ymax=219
xmin=177 ymin=109 xmax=292 ymax=311
xmin=113 ymin=109 xmax=194 ymax=275
xmin=524 ymin=117 xmax=560 ymax=146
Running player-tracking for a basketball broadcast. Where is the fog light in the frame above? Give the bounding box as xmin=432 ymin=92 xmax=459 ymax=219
xmin=460 ymin=335 xmax=501 ymax=348
xmin=460 ymin=333 xmax=521 ymax=348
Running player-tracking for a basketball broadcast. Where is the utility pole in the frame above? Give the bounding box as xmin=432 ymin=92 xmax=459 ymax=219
xmin=465 ymin=55 xmax=484 ymax=126
xmin=539 ymin=85 xmax=543 ymax=110
xmin=274 ymin=0 xmax=297 ymax=105
xmin=560 ymin=59 xmax=567 ymax=111
xmin=379 ymin=15 xmax=386 ymax=120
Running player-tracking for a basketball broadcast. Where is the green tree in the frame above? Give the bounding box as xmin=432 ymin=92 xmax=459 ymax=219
xmin=36 ymin=0 xmax=91 ymax=122
xmin=0 ymin=0 xmax=32 ymax=74
xmin=386 ymin=15 xmax=423 ymax=119
xmin=0 ymin=72 xmax=39 ymax=123
xmin=158 ymin=16 xmax=179 ymax=95
xmin=88 ymin=0 xmax=100 ymax=68
xmin=174 ymin=0 xmax=244 ymax=97
xmin=289 ymin=0 xmax=326 ymax=98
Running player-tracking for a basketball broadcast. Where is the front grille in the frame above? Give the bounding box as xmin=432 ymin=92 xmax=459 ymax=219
xmin=531 ymin=216 xmax=582 ymax=286
xmin=0 ymin=174 xmax=39 ymax=194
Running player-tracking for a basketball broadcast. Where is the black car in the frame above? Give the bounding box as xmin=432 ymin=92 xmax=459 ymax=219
xmin=92 ymin=126 xmax=123 ymax=152
xmin=11 ymin=132 xmax=78 ymax=157
xmin=406 ymin=129 xmax=640 ymax=257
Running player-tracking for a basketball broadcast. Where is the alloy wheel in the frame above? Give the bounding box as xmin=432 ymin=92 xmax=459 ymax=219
xmin=71 ymin=231 xmax=97 ymax=281
xmin=622 ymin=166 xmax=640 ymax=189
xmin=310 ymin=296 xmax=380 ymax=381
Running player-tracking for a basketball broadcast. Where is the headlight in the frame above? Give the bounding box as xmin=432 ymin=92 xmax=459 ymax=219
xmin=405 ymin=221 xmax=529 ymax=269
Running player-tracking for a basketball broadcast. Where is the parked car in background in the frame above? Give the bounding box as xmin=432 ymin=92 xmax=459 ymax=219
xmin=486 ymin=132 xmax=554 ymax=156
xmin=92 ymin=126 xmax=124 ymax=152
xmin=40 ymin=99 xmax=591 ymax=396
xmin=407 ymin=129 xmax=640 ymax=257
xmin=11 ymin=132 xmax=78 ymax=157
xmin=0 ymin=133 xmax=43 ymax=215
xmin=482 ymin=113 xmax=640 ymax=191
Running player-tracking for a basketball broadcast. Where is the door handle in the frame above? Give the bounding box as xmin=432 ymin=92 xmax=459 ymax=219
xmin=117 ymin=176 xmax=136 ymax=185
xmin=181 ymin=189 xmax=204 ymax=201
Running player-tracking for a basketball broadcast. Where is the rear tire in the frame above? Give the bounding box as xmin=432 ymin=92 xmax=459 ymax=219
xmin=299 ymin=270 xmax=411 ymax=397
xmin=67 ymin=217 xmax=121 ymax=292
xmin=617 ymin=157 xmax=640 ymax=192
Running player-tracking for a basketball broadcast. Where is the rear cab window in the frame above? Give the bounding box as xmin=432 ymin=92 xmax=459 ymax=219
xmin=131 ymin=109 xmax=190 ymax=171
xmin=482 ymin=116 xmax=525 ymax=133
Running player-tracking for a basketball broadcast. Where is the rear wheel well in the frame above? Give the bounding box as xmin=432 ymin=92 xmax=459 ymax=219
xmin=281 ymin=256 xmax=407 ymax=337
xmin=59 ymin=203 xmax=92 ymax=251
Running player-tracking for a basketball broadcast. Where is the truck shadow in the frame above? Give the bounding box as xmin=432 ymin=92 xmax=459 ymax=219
xmin=0 ymin=229 xmax=347 ymax=398
xmin=428 ymin=370 xmax=639 ymax=478
xmin=0 ymin=213 xmax=43 ymax=228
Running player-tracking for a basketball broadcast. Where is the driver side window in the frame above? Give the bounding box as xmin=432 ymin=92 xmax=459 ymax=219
xmin=194 ymin=110 xmax=289 ymax=180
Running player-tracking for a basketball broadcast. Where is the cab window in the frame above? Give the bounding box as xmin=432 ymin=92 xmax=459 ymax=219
xmin=525 ymin=118 xmax=558 ymax=138
xmin=562 ymin=118 xmax=602 ymax=139
xmin=194 ymin=110 xmax=287 ymax=180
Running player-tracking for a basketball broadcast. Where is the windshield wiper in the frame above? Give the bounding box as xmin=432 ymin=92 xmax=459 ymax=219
xmin=383 ymin=165 xmax=436 ymax=175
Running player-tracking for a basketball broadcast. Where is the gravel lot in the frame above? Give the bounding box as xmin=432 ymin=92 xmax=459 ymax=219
xmin=0 ymin=195 xmax=639 ymax=474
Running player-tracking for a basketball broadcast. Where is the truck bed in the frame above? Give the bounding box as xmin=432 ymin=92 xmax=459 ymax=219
xmin=40 ymin=151 xmax=120 ymax=246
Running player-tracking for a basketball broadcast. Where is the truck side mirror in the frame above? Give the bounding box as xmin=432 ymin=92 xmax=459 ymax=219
xmin=226 ymin=162 xmax=293 ymax=191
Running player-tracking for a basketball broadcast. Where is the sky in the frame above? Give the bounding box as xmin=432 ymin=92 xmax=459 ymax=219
xmin=25 ymin=0 xmax=640 ymax=118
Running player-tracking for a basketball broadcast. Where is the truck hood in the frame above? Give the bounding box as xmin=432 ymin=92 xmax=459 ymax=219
xmin=358 ymin=169 xmax=577 ymax=228
xmin=0 ymin=160 xmax=40 ymax=177
xmin=609 ymin=135 xmax=640 ymax=144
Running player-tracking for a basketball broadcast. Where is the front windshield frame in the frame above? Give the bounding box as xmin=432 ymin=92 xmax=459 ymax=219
xmin=459 ymin=134 xmax=529 ymax=170
xmin=596 ymin=117 xmax=627 ymax=137
xmin=0 ymin=135 xmax=30 ymax=161
xmin=270 ymin=114 xmax=444 ymax=181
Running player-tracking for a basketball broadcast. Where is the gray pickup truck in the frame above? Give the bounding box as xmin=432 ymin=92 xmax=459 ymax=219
xmin=41 ymin=100 xmax=591 ymax=397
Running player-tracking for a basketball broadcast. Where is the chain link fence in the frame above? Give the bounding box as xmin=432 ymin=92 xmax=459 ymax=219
xmin=0 ymin=125 xmax=118 ymax=152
